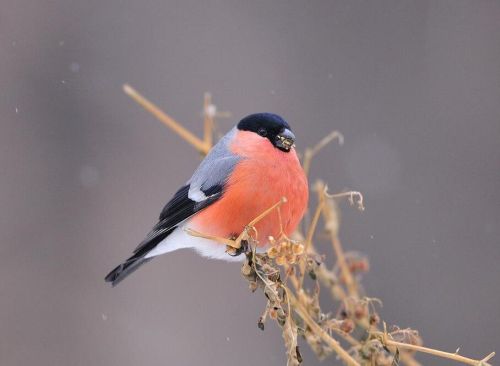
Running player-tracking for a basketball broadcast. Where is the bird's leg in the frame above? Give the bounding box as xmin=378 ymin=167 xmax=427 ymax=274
xmin=226 ymin=227 xmax=254 ymax=256
xmin=227 ymin=238 xmax=250 ymax=257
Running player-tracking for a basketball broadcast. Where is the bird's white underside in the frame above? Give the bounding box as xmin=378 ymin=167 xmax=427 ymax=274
xmin=144 ymin=220 xmax=246 ymax=262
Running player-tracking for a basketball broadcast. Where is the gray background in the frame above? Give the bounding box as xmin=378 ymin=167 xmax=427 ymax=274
xmin=1 ymin=1 xmax=499 ymax=365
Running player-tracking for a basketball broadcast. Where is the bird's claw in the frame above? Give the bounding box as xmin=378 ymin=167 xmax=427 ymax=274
xmin=226 ymin=240 xmax=249 ymax=257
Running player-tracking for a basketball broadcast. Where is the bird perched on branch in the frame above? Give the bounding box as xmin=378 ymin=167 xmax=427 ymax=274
xmin=105 ymin=113 xmax=308 ymax=286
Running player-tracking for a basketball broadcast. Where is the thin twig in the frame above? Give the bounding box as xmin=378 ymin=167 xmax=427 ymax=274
xmin=203 ymin=92 xmax=214 ymax=150
xmin=298 ymin=199 xmax=324 ymax=288
xmin=288 ymin=292 xmax=360 ymax=366
xmin=303 ymin=130 xmax=344 ymax=177
xmin=379 ymin=336 xmax=494 ymax=366
xmin=123 ymin=84 xmax=209 ymax=154
xmin=326 ymin=190 xmax=365 ymax=211
xmin=316 ymin=184 xmax=359 ymax=298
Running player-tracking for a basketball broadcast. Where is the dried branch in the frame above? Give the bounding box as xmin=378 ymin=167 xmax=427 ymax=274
xmin=288 ymin=291 xmax=360 ymax=366
xmin=123 ymin=84 xmax=210 ymax=154
xmin=303 ymin=130 xmax=344 ymax=177
xmin=316 ymin=182 xmax=359 ymax=298
xmin=325 ymin=189 xmax=365 ymax=212
xmin=123 ymin=86 xmax=495 ymax=366
xmin=374 ymin=329 xmax=495 ymax=366
xmin=203 ymin=92 xmax=215 ymax=149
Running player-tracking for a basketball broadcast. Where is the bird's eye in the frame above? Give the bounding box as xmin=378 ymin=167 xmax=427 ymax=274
xmin=257 ymin=128 xmax=267 ymax=137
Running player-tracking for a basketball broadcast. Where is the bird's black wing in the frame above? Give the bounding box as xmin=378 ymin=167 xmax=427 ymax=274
xmin=104 ymin=183 xmax=223 ymax=286
xmin=105 ymin=129 xmax=240 ymax=286
xmin=133 ymin=183 xmax=223 ymax=255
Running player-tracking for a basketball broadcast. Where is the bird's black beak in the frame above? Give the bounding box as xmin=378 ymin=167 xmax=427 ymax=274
xmin=275 ymin=128 xmax=296 ymax=152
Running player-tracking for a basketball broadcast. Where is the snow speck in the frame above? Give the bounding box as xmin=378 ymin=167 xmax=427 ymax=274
xmin=61 ymin=80 xmax=66 ymax=84
xmin=59 ymin=40 xmax=65 ymax=47
xmin=226 ymin=337 xmax=230 ymax=342
xmin=370 ymin=235 xmax=374 ymax=240
xmin=15 ymin=107 xmax=18 ymax=114
xmin=328 ymin=73 xmax=333 ymax=79
xmin=79 ymin=165 xmax=100 ymax=188
xmin=101 ymin=314 xmax=108 ymax=321
xmin=270 ymin=90 xmax=276 ymax=95
xmin=12 ymin=41 xmax=16 ymax=47
xmin=70 ymin=62 xmax=80 ymax=73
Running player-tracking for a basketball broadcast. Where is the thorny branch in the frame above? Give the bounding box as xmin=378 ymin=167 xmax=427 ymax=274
xmin=123 ymin=84 xmax=495 ymax=366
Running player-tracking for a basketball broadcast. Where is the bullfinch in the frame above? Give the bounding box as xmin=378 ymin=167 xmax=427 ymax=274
xmin=105 ymin=113 xmax=309 ymax=286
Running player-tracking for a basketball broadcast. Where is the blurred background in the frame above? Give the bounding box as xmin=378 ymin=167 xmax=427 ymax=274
xmin=1 ymin=1 xmax=499 ymax=365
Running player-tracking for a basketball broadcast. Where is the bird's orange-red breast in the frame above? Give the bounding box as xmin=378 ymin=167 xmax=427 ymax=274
xmin=190 ymin=129 xmax=308 ymax=245
xmin=105 ymin=113 xmax=309 ymax=286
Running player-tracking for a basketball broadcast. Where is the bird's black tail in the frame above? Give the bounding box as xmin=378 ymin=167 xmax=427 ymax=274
xmin=105 ymin=225 xmax=176 ymax=286
xmin=105 ymin=254 xmax=153 ymax=287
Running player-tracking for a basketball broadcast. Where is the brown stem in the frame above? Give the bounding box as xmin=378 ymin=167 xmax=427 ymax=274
xmin=298 ymin=199 xmax=324 ymax=288
xmin=382 ymin=338 xmax=494 ymax=366
xmin=288 ymin=292 xmax=360 ymax=366
xmin=302 ymin=130 xmax=344 ymax=177
xmin=123 ymin=84 xmax=209 ymax=154
xmin=316 ymin=184 xmax=359 ymax=298
xmin=203 ymin=92 xmax=214 ymax=150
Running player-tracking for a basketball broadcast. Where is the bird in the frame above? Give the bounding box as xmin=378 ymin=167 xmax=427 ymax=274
xmin=105 ymin=113 xmax=309 ymax=286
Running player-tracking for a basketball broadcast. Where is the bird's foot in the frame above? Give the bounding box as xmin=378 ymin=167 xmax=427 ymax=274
xmin=226 ymin=239 xmax=249 ymax=257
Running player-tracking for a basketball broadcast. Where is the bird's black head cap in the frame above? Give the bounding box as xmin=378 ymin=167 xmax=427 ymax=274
xmin=237 ymin=113 xmax=295 ymax=152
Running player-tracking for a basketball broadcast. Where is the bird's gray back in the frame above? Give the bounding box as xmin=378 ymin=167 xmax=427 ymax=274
xmin=187 ymin=127 xmax=242 ymax=201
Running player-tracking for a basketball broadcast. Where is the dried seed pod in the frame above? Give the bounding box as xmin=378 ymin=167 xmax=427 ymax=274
xmin=280 ymin=240 xmax=289 ymax=251
xmin=369 ymin=314 xmax=380 ymax=326
xmin=275 ymin=256 xmax=286 ymax=266
xmin=354 ymin=303 xmax=368 ymax=320
xmin=241 ymin=262 xmax=252 ymax=276
xmin=345 ymin=252 xmax=370 ymax=274
xmin=308 ymin=270 xmax=317 ymax=280
xmin=292 ymin=243 xmax=304 ymax=255
xmin=339 ymin=319 xmax=354 ymax=333
xmin=286 ymin=254 xmax=296 ymax=265
xmin=267 ymin=246 xmax=279 ymax=258
xmin=257 ymin=317 xmax=265 ymax=331
xmin=249 ymin=281 xmax=258 ymax=292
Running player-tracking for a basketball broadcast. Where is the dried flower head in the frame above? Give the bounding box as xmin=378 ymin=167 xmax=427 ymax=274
xmin=267 ymin=235 xmax=305 ymax=266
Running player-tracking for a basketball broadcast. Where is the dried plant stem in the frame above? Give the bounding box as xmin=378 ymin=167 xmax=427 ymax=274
xmin=303 ymin=130 xmax=344 ymax=177
xmin=285 ymin=272 xmax=359 ymax=364
xmin=316 ymin=185 xmax=359 ymax=298
xmin=288 ymin=292 xmax=360 ymax=366
xmin=247 ymin=197 xmax=287 ymax=229
xmin=203 ymin=92 xmax=214 ymax=149
xmin=325 ymin=190 xmax=365 ymax=211
xmin=298 ymin=199 xmax=324 ymax=288
xmin=313 ymin=259 xmax=347 ymax=300
xmin=123 ymin=84 xmax=210 ymax=154
xmin=331 ymin=235 xmax=358 ymax=297
xmin=124 ymin=87 xmax=495 ymax=366
xmin=381 ymin=337 xmax=495 ymax=366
